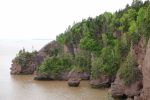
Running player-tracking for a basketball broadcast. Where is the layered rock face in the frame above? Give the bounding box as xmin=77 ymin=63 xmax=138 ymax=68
xmin=141 ymin=39 xmax=150 ymax=100
xmin=133 ymin=37 xmax=146 ymax=71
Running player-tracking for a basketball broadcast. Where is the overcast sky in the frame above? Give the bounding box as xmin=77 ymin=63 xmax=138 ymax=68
xmin=0 ymin=0 xmax=145 ymax=40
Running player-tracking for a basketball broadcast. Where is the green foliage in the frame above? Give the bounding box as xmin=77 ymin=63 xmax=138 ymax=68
xmin=44 ymin=41 xmax=63 ymax=57
xmin=99 ymin=12 xmax=113 ymax=33
xmin=74 ymin=50 xmax=91 ymax=72
xmin=38 ymin=49 xmax=91 ymax=77
xmin=128 ymin=21 xmax=140 ymax=44
xmin=118 ymin=50 xmax=141 ymax=85
xmin=132 ymin=0 xmax=143 ymax=10
xmin=38 ymin=54 xmax=72 ymax=77
xmin=91 ymin=38 xmax=121 ymax=79
xmin=144 ymin=4 xmax=150 ymax=41
xmin=137 ymin=7 xmax=146 ymax=34
xmin=15 ymin=49 xmax=37 ymax=68
xmin=102 ymin=34 xmax=108 ymax=47
xmin=120 ymin=33 xmax=130 ymax=58
xmin=56 ymin=33 xmax=65 ymax=45
xmin=79 ymin=37 xmax=100 ymax=52
xmin=71 ymin=23 xmax=83 ymax=45
xmin=129 ymin=21 xmax=137 ymax=34
xmin=39 ymin=0 xmax=150 ymax=80
xmin=91 ymin=57 xmax=103 ymax=79
xmin=119 ymin=8 xmax=137 ymax=32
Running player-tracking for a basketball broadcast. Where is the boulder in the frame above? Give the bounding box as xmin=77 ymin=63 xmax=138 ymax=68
xmin=68 ymin=78 xmax=80 ymax=87
xmin=67 ymin=71 xmax=81 ymax=87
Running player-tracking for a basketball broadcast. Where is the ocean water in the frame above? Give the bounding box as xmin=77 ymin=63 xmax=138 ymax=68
xmin=0 ymin=39 xmax=108 ymax=100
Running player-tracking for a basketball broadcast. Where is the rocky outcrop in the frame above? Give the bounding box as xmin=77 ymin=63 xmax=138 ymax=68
xmin=11 ymin=41 xmax=62 ymax=75
xmin=10 ymin=60 xmax=22 ymax=74
xmin=34 ymin=69 xmax=90 ymax=81
xmin=64 ymin=43 xmax=81 ymax=56
xmin=90 ymin=75 xmax=115 ymax=88
xmin=110 ymin=38 xmax=145 ymax=99
xmin=133 ymin=37 xmax=146 ymax=71
xmin=10 ymin=54 xmax=44 ymax=75
xmin=111 ymin=76 xmax=142 ymax=98
xmin=141 ymin=39 xmax=150 ymax=100
xmin=63 ymin=44 xmax=75 ymax=55
xmin=39 ymin=41 xmax=62 ymax=57
xmin=109 ymin=36 xmax=150 ymax=100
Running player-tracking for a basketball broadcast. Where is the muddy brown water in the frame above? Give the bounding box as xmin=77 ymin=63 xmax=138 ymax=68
xmin=0 ymin=40 xmax=108 ymax=100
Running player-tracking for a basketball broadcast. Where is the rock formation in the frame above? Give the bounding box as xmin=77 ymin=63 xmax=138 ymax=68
xmin=34 ymin=71 xmax=69 ymax=80
xmin=11 ymin=41 xmax=62 ymax=75
xmin=10 ymin=54 xmax=44 ymax=74
xmin=68 ymin=71 xmax=81 ymax=87
xmin=140 ymin=39 xmax=150 ymax=100
xmin=38 ymin=41 xmax=62 ymax=57
xmin=111 ymin=75 xmax=142 ymax=98
xmin=68 ymin=78 xmax=80 ymax=87
xmin=90 ymin=75 xmax=115 ymax=88
xmin=110 ymin=38 xmax=145 ymax=99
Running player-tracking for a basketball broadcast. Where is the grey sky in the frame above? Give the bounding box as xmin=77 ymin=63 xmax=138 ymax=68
xmin=0 ymin=0 xmax=145 ymax=39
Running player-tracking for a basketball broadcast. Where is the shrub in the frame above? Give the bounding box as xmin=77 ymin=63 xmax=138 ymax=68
xmin=15 ymin=49 xmax=37 ymax=68
xmin=74 ymin=50 xmax=91 ymax=72
xmin=118 ymin=50 xmax=142 ymax=85
xmin=120 ymin=33 xmax=130 ymax=59
xmin=91 ymin=45 xmax=121 ymax=79
xmin=44 ymin=41 xmax=63 ymax=57
xmin=37 ymin=54 xmax=72 ymax=77
xmin=91 ymin=57 xmax=103 ymax=79
xmin=79 ymin=37 xmax=100 ymax=52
